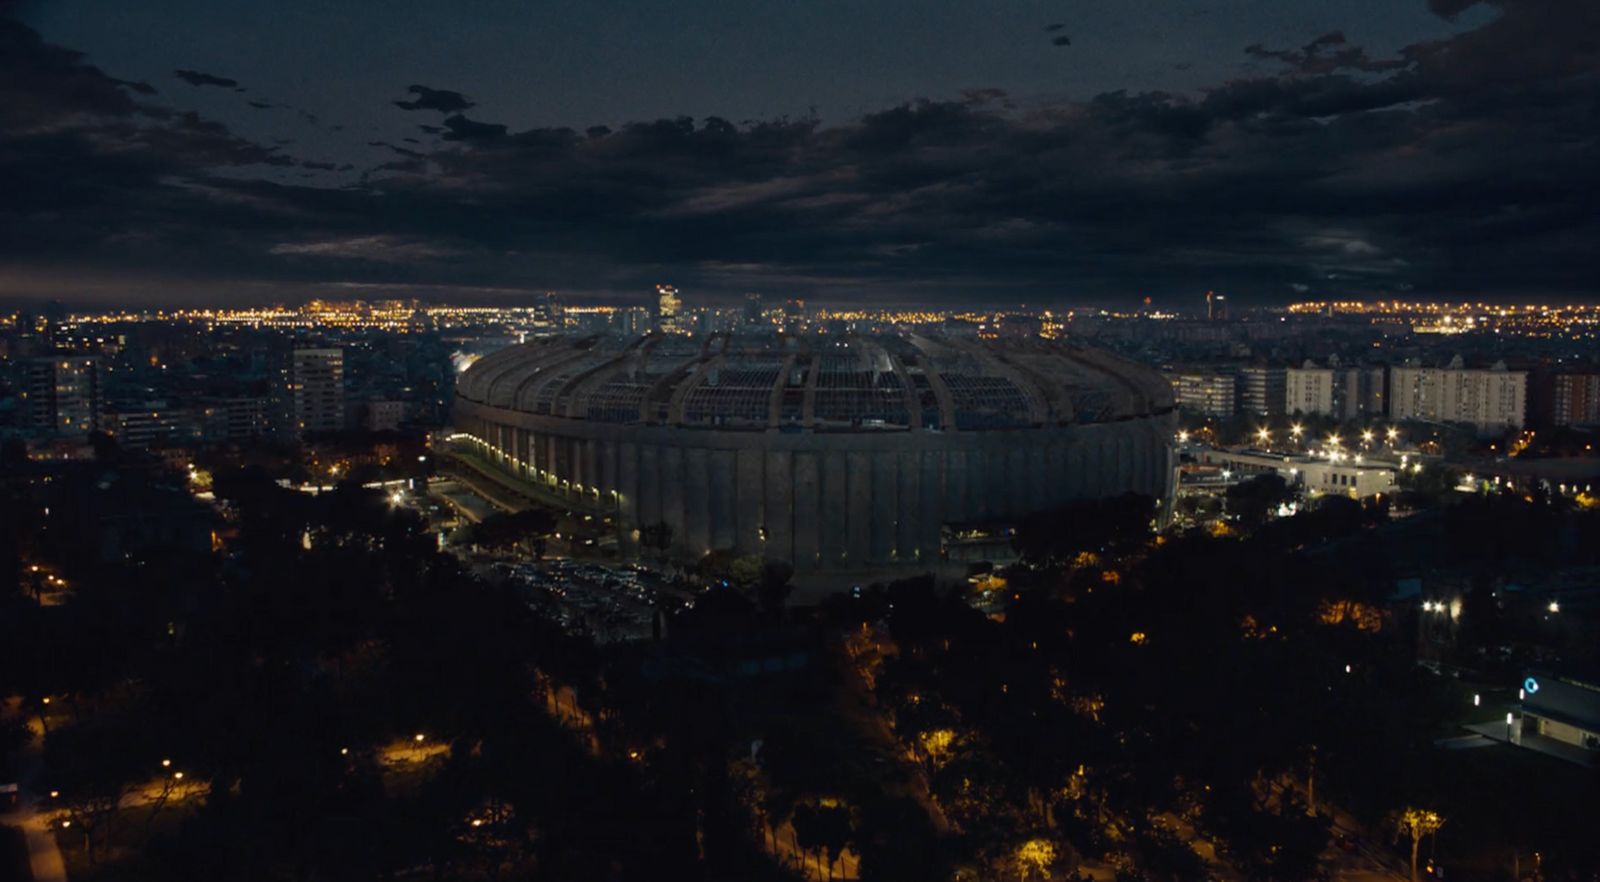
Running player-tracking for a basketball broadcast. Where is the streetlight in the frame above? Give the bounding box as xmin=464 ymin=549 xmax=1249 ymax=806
xmin=1386 ymin=427 xmax=1399 ymax=444
xmin=1547 ymin=600 xmax=1560 ymax=614
xmin=1361 ymin=429 xmax=1375 ymax=447
xmin=414 ymin=733 xmax=425 ymax=743
xmin=1177 ymin=430 xmax=1190 ymax=444
xmin=1257 ymin=427 xmax=1271 ymax=447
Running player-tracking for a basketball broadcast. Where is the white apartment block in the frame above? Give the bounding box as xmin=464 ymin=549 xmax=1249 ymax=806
xmin=1388 ymin=357 xmax=1525 ymax=435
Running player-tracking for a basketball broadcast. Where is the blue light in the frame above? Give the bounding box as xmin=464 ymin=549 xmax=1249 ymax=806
xmin=1524 ymin=677 xmax=1540 ymax=695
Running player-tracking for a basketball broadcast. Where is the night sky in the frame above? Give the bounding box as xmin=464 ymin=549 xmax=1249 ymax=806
xmin=2 ymin=0 xmax=1596 ymax=308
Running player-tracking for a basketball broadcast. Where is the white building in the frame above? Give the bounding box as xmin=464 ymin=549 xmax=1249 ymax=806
xmin=1286 ymin=361 xmax=1335 ymax=417
xmin=1388 ymin=357 xmax=1525 ymax=435
xmin=1198 ymin=448 xmax=1398 ymax=499
xmin=1286 ymin=362 xmax=1388 ymax=420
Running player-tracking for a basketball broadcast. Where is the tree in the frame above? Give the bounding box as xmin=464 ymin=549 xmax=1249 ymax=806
xmin=1013 ymin=837 xmax=1058 ymax=882
xmin=1225 ymin=473 xmax=1294 ymax=531
xmin=1393 ymin=807 xmax=1444 ymax=882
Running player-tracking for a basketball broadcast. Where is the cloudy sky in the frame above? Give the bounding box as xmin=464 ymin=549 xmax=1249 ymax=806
xmin=2 ymin=0 xmax=1596 ymax=308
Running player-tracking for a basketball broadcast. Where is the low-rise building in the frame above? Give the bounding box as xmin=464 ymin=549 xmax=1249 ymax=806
xmin=1197 ymin=447 xmax=1398 ymax=499
xmin=105 ymin=405 xmax=202 ymax=448
xmin=1519 ymin=675 xmax=1600 ymax=761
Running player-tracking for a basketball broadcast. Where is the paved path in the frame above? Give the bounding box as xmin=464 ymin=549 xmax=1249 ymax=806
xmin=1 ymin=701 xmax=68 ymax=882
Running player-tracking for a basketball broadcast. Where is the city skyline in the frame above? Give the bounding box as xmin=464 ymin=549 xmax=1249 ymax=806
xmin=4 ymin=0 xmax=1599 ymax=307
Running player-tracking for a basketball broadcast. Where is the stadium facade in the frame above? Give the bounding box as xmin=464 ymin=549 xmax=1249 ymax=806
xmin=453 ymin=333 xmax=1174 ymax=577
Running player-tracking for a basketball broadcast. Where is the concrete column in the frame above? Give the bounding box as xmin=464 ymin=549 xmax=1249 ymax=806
xmin=735 ymin=448 xmax=764 ymax=555
xmin=920 ymin=450 xmax=944 ymax=562
xmin=637 ymin=445 xmax=662 ymax=531
xmin=821 ymin=451 xmax=850 ymax=566
xmin=871 ymin=451 xmax=898 ymax=563
xmin=895 ymin=452 xmax=920 ymax=563
xmin=765 ymin=450 xmax=795 ymax=565
xmin=967 ymin=448 xmax=990 ymax=520
xmin=945 ymin=448 xmax=968 ymax=520
xmin=709 ymin=448 xmax=736 ymax=551
xmin=847 ymin=452 xmax=873 ymax=563
xmin=673 ymin=446 xmax=701 ymax=556
xmin=1006 ymin=446 xmax=1028 ymax=517
xmin=617 ymin=441 xmax=639 ymax=556
xmin=793 ymin=451 xmax=821 ymax=569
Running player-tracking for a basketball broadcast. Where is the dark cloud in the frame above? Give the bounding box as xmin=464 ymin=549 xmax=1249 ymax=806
xmin=1245 ymin=31 xmax=1405 ymax=74
xmin=247 ymin=100 xmax=273 ymax=109
xmin=173 ymin=68 xmax=240 ymax=88
xmin=440 ymin=114 xmax=507 ymax=142
xmin=368 ymin=140 xmax=424 ymax=158
xmin=1428 ymin=0 xmax=1483 ymax=19
xmin=2 ymin=0 xmax=1598 ymax=306
xmin=393 ymin=84 xmax=475 ymax=113
xmin=1044 ymin=23 xmax=1066 ymax=32
xmin=114 ymin=78 xmax=157 ymax=95
xmin=1051 ymin=35 xmax=1072 ymax=47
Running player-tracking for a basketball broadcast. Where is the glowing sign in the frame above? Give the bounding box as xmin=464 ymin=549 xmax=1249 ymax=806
xmin=1523 ymin=677 xmax=1540 ymax=695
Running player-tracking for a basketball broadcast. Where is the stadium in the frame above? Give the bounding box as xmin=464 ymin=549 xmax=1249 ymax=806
xmin=452 ymin=332 xmax=1175 ymax=581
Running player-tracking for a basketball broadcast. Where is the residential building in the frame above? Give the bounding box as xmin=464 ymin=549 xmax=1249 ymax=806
xmin=1286 ymin=361 xmax=1335 ymax=417
xmin=20 ymin=356 xmax=102 ymax=437
xmin=1339 ymin=366 xmax=1388 ymax=421
xmin=1388 ymin=357 xmax=1526 ymax=434
xmin=1286 ymin=362 xmax=1388 ymax=420
xmin=1238 ymin=366 xmax=1286 ymax=417
xmin=201 ymin=396 xmax=271 ymax=441
xmin=1551 ymin=373 xmax=1600 ymax=426
xmin=280 ymin=348 xmax=345 ymax=437
xmin=105 ymin=405 xmax=202 ymax=448
xmin=364 ymin=399 xmax=406 ymax=432
xmin=1172 ymin=373 xmax=1237 ymax=418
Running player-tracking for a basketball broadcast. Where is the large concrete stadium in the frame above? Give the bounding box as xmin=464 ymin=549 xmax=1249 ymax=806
xmin=453 ymin=332 xmax=1175 ymax=581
